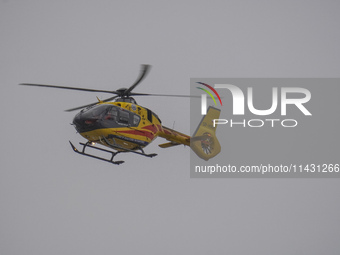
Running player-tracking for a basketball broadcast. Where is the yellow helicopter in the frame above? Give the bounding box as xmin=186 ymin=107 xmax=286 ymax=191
xmin=20 ymin=65 xmax=221 ymax=164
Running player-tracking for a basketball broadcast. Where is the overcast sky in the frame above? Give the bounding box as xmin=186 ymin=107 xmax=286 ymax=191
xmin=1 ymin=1 xmax=340 ymax=254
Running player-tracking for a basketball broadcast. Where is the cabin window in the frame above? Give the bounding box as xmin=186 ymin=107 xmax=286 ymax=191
xmin=105 ymin=107 xmax=118 ymax=121
xmin=133 ymin=115 xmax=140 ymax=126
xmin=119 ymin=110 xmax=129 ymax=124
xmin=101 ymin=105 xmax=141 ymax=127
xmin=147 ymin=109 xmax=153 ymax=123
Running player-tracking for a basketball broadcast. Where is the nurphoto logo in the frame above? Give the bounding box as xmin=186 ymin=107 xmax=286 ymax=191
xmin=196 ymin=82 xmax=312 ymax=128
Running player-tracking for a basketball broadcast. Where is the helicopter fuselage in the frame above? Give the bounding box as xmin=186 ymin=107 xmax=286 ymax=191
xmin=72 ymin=101 xmax=190 ymax=151
xmin=20 ymin=65 xmax=221 ymax=164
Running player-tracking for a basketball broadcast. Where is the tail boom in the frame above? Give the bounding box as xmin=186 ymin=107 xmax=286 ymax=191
xmin=157 ymin=107 xmax=221 ymax=161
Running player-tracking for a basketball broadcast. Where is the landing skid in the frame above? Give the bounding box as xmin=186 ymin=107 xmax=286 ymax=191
xmin=69 ymin=141 xmax=125 ymax=165
xmin=69 ymin=138 xmax=157 ymax=165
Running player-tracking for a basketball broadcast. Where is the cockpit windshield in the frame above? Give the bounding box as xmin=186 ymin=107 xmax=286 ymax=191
xmin=81 ymin=104 xmax=108 ymax=118
xmin=87 ymin=104 xmax=140 ymax=127
xmin=73 ymin=104 xmax=141 ymax=133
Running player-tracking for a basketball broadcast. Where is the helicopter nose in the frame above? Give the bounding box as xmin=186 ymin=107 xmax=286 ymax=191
xmin=73 ymin=113 xmax=83 ymax=126
xmin=72 ymin=113 xmax=85 ymax=132
xmin=72 ymin=104 xmax=111 ymax=132
xmin=73 ymin=112 xmax=99 ymax=133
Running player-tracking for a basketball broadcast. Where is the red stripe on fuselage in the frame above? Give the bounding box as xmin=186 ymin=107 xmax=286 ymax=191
xmin=116 ymin=125 xmax=159 ymax=141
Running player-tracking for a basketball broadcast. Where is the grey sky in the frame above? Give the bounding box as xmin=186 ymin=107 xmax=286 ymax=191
xmin=1 ymin=1 xmax=340 ymax=254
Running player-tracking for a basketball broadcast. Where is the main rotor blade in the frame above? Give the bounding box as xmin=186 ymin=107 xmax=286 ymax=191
xmin=123 ymin=64 xmax=151 ymax=96
xmin=130 ymin=92 xmax=201 ymax=98
xmin=19 ymin=83 xmax=117 ymax=95
xmin=65 ymin=95 xmax=119 ymax=112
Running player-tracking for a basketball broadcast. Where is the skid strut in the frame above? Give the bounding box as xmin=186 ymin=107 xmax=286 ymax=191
xmin=69 ymin=141 xmax=125 ymax=165
xmin=103 ymin=136 xmax=157 ymax=158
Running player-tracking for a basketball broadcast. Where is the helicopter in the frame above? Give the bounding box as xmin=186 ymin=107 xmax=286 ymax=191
xmin=20 ymin=65 xmax=221 ymax=165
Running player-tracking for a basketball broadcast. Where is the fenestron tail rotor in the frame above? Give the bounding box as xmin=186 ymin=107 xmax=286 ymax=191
xmin=19 ymin=64 xmax=199 ymax=111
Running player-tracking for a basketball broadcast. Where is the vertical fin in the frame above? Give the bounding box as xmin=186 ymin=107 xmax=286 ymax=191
xmin=191 ymin=107 xmax=221 ymax=161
